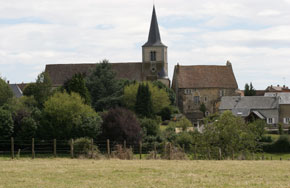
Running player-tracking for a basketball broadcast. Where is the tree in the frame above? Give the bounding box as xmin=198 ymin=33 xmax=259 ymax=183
xmin=0 ymin=108 xmax=14 ymax=140
xmin=203 ymin=111 xmax=259 ymax=157
xmin=123 ymin=82 xmax=171 ymax=115
xmin=0 ymin=77 xmax=13 ymax=106
xmin=101 ymin=107 xmax=141 ymax=144
xmin=3 ymin=96 xmax=40 ymax=139
xmin=23 ymin=72 xmax=52 ymax=108
xmin=135 ymin=83 xmax=153 ymax=117
xmin=40 ymin=92 xmax=102 ymax=139
xmin=244 ymin=82 xmax=256 ymax=96
xmin=63 ymin=73 xmax=91 ymax=105
xmin=152 ymin=81 xmax=176 ymax=105
xmin=86 ymin=60 xmax=123 ymax=111
xmin=199 ymin=103 xmax=207 ymax=117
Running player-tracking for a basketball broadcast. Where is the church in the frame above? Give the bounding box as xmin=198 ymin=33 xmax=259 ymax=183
xmin=45 ymin=6 xmax=170 ymax=88
xmin=45 ymin=6 xmax=238 ymax=125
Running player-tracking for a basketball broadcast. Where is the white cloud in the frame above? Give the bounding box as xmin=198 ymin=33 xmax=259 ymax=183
xmin=0 ymin=0 xmax=290 ymax=89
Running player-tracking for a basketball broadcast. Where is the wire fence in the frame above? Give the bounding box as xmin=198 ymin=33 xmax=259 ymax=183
xmin=0 ymin=138 xmax=289 ymax=160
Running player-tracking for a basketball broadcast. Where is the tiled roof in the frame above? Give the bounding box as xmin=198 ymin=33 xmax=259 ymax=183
xmin=174 ymin=64 xmax=238 ymax=89
xmin=45 ymin=63 xmax=143 ymax=86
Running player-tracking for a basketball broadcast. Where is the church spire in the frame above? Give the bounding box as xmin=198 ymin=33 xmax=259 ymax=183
xmin=143 ymin=6 xmax=166 ymax=47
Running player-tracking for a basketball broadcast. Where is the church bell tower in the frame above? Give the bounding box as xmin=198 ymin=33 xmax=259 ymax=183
xmin=142 ymin=6 xmax=169 ymax=86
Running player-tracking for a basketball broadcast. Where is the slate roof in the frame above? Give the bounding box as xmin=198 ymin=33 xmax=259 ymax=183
xmin=45 ymin=63 xmax=143 ymax=87
xmin=9 ymin=84 xmax=23 ymax=98
xmin=174 ymin=64 xmax=238 ymax=89
xmin=219 ymin=96 xmax=279 ymax=110
xmin=265 ymin=92 xmax=290 ymax=104
xmin=219 ymin=96 xmax=279 ymax=118
xmin=143 ymin=6 xmax=166 ymax=47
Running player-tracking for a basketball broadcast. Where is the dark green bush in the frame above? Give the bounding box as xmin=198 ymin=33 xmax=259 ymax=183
xmin=263 ymin=135 xmax=290 ymax=153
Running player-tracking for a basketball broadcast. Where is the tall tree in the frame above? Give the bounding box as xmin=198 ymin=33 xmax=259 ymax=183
xmin=244 ymin=82 xmax=256 ymax=96
xmin=23 ymin=72 xmax=52 ymax=108
xmin=63 ymin=73 xmax=91 ymax=105
xmin=86 ymin=60 xmax=123 ymax=111
xmin=0 ymin=77 xmax=13 ymax=106
xmin=135 ymin=83 xmax=153 ymax=117
xmin=123 ymin=82 xmax=170 ymax=114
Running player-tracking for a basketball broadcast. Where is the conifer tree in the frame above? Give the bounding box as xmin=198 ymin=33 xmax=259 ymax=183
xmin=135 ymin=83 xmax=153 ymax=117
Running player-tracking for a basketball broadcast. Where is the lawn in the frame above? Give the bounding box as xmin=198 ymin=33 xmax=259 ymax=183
xmin=1 ymin=159 xmax=290 ymax=188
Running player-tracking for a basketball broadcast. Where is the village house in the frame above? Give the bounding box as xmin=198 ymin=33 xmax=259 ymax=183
xmin=171 ymin=61 xmax=239 ymax=126
xmin=265 ymin=92 xmax=290 ymax=128
xmin=219 ymin=96 xmax=279 ymax=128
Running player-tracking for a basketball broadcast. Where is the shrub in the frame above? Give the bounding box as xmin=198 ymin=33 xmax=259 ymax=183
xmin=102 ymin=107 xmax=141 ymax=144
xmin=140 ymin=118 xmax=160 ymax=136
xmin=159 ymin=106 xmax=172 ymax=121
xmin=271 ymin=135 xmax=290 ymax=153
xmin=74 ymin=137 xmax=101 ymax=159
xmin=161 ymin=143 xmax=188 ymax=160
xmin=111 ymin=145 xmax=133 ymax=160
xmin=40 ymin=92 xmax=101 ymax=139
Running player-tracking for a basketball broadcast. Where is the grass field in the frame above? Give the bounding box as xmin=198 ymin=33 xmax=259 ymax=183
xmin=1 ymin=159 xmax=290 ymax=188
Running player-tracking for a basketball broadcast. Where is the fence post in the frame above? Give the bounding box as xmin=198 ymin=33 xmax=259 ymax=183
xmin=11 ymin=137 xmax=14 ymax=159
xmin=70 ymin=139 xmax=74 ymax=159
xmin=219 ymin=147 xmax=222 ymax=160
xmin=169 ymin=143 xmax=172 ymax=160
xmin=53 ymin=139 xmax=57 ymax=157
xmin=124 ymin=140 xmax=126 ymax=149
xmin=154 ymin=142 xmax=157 ymax=159
xmin=139 ymin=141 xmax=142 ymax=160
xmin=194 ymin=144 xmax=197 ymax=160
xmin=90 ymin=139 xmax=94 ymax=159
xmin=107 ymin=139 xmax=110 ymax=158
xmin=32 ymin=138 xmax=35 ymax=159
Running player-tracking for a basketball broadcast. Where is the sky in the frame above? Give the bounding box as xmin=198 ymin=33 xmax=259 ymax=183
xmin=0 ymin=0 xmax=290 ymax=89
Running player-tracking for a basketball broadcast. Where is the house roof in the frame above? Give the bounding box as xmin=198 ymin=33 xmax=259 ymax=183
xmin=219 ymin=96 xmax=279 ymax=110
xmin=45 ymin=62 xmax=143 ymax=87
xmin=265 ymin=92 xmax=290 ymax=104
xmin=220 ymin=96 xmax=279 ymax=118
xmin=142 ymin=6 xmax=166 ymax=47
xmin=9 ymin=84 xmax=23 ymax=98
xmin=174 ymin=64 xmax=238 ymax=89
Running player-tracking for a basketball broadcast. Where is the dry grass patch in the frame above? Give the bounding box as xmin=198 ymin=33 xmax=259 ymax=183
xmin=0 ymin=159 xmax=290 ymax=188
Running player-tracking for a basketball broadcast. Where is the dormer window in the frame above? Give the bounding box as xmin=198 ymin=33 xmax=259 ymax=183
xmin=150 ymin=51 xmax=156 ymax=61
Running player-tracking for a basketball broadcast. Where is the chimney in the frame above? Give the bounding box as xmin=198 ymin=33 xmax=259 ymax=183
xmin=7 ymin=80 xmax=10 ymax=84
xmin=283 ymin=85 xmax=286 ymax=88
xmin=176 ymin=63 xmax=180 ymax=73
xmin=226 ymin=60 xmax=232 ymax=66
xmin=277 ymin=84 xmax=280 ymax=87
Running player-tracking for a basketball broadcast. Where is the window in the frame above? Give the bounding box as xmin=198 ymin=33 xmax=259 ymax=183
xmin=204 ymin=96 xmax=208 ymax=103
xmin=284 ymin=118 xmax=290 ymax=124
xmin=194 ymin=96 xmax=200 ymax=105
xmin=184 ymin=89 xmax=191 ymax=95
xmin=267 ymin=118 xmax=275 ymax=124
xmin=205 ymin=111 xmax=210 ymax=117
xmin=150 ymin=51 xmax=156 ymax=61
xmin=219 ymin=89 xmax=226 ymax=97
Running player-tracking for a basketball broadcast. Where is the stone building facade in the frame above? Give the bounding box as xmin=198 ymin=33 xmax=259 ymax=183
xmin=172 ymin=61 xmax=238 ymax=125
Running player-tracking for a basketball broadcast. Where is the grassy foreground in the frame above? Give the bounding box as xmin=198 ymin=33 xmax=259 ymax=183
xmin=0 ymin=159 xmax=290 ymax=188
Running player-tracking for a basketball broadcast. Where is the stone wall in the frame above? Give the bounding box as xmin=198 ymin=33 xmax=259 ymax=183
xmin=178 ymin=88 xmax=237 ymax=115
